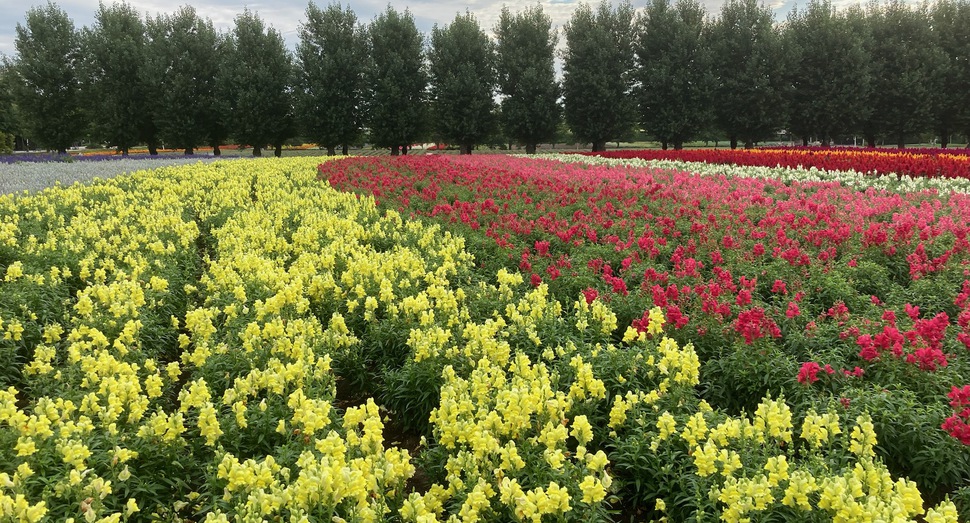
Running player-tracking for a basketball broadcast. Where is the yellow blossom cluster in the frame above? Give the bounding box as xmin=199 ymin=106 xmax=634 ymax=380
xmin=639 ymin=398 xmax=959 ymax=523
xmin=408 ymin=352 xmax=613 ymax=522
xmin=0 ymin=157 xmax=479 ymax=521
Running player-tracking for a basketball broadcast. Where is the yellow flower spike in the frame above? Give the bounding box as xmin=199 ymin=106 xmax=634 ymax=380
xmin=849 ymin=414 xmax=878 ymax=458
xmin=570 ymin=415 xmax=593 ymax=446
xmin=579 ymin=475 xmax=606 ymax=504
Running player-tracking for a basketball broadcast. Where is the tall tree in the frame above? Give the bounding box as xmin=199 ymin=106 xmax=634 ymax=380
xmin=783 ymin=0 xmax=870 ymax=146
xmin=429 ymin=11 xmax=496 ymax=155
xmin=365 ymin=6 xmax=428 ymax=156
xmin=144 ymin=7 xmax=222 ymax=155
xmin=562 ymin=1 xmax=636 ymax=152
xmin=930 ymin=0 xmax=970 ymax=148
xmin=11 ymin=2 xmax=84 ymax=154
xmin=81 ymin=2 xmax=149 ymax=156
xmin=710 ymin=0 xmax=786 ymax=149
xmin=494 ymin=5 xmax=560 ymax=155
xmin=224 ymin=10 xmax=294 ymax=157
xmin=863 ymin=0 xmax=944 ymax=148
xmin=297 ymin=2 xmax=366 ymax=156
xmin=0 ymin=63 xmax=18 ymax=136
xmin=634 ymin=0 xmax=712 ymax=150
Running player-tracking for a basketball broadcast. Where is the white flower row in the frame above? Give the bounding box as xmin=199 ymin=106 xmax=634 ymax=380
xmin=0 ymin=157 xmax=238 ymax=196
xmin=542 ymin=153 xmax=970 ymax=195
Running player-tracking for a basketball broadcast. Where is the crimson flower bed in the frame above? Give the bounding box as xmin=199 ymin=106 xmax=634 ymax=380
xmin=580 ymin=147 xmax=970 ymax=179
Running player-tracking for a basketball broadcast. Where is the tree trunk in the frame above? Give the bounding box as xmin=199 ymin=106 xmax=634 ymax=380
xmin=253 ymin=146 xmax=262 ymax=157
xmin=122 ymin=145 xmax=129 ymax=156
xmin=526 ymin=143 xmax=537 ymax=155
xmin=592 ymin=141 xmax=607 ymax=152
xmin=729 ymin=138 xmax=738 ymax=150
xmin=327 ymin=145 xmax=336 ymax=156
xmin=744 ymin=140 xmax=754 ymax=149
xmin=342 ymin=144 xmax=349 ymax=155
xmin=185 ymin=147 xmax=194 ymax=155
xmin=673 ymin=141 xmax=683 ymax=150
xmin=275 ymin=144 xmax=282 ymax=157
xmin=401 ymin=145 xmax=409 ymax=155
xmin=897 ymin=134 xmax=905 ymax=149
xmin=821 ymin=138 xmax=830 ymax=147
xmin=213 ymin=145 xmax=221 ymax=156
xmin=661 ymin=140 xmax=668 ymax=150
xmin=802 ymin=136 xmax=809 ymax=146
xmin=391 ymin=146 xmax=400 ymax=156
xmin=865 ymin=134 xmax=876 ymax=148
xmin=148 ymin=143 xmax=158 ymax=155
xmin=940 ymin=133 xmax=949 ymax=148
xmin=460 ymin=143 xmax=473 ymax=155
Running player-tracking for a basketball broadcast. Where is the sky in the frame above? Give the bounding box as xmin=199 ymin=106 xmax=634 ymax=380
xmin=0 ymin=0 xmax=854 ymax=60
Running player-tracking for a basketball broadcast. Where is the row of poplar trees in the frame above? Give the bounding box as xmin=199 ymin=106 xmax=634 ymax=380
xmin=3 ymin=0 xmax=970 ymax=155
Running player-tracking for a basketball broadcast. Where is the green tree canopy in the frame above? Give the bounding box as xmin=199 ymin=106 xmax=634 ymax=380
xmin=364 ymin=6 xmax=428 ymax=156
xmin=783 ymin=0 xmax=870 ymax=146
xmin=863 ymin=0 xmax=945 ymax=148
xmin=12 ymin=1 xmax=84 ymax=154
xmin=224 ymin=10 xmax=294 ymax=157
xmin=144 ymin=6 xmax=222 ymax=155
xmin=81 ymin=1 xmax=149 ymax=155
xmin=710 ymin=0 xmax=786 ymax=149
xmin=930 ymin=0 xmax=970 ymax=148
xmin=0 ymin=63 xmax=19 ymax=136
xmin=429 ymin=11 xmax=497 ymax=155
xmin=494 ymin=5 xmax=560 ymax=155
xmin=297 ymin=2 xmax=366 ymax=156
xmin=634 ymin=0 xmax=712 ymax=150
xmin=562 ymin=1 xmax=636 ymax=152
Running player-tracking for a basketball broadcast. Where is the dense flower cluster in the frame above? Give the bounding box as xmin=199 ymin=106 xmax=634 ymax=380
xmin=1 ymin=154 xmax=967 ymax=522
xmin=579 ymin=146 xmax=970 ymax=179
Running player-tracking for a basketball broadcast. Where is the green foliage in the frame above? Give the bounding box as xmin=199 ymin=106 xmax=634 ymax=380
xmin=863 ymin=0 xmax=947 ymax=148
xmin=224 ymin=9 xmax=294 ymax=157
xmin=0 ymin=132 xmax=12 ymax=154
xmin=634 ymin=0 xmax=713 ymax=149
xmin=297 ymin=2 xmax=367 ymax=155
xmin=710 ymin=0 xmax=787 ymax=148
xmin=718 ymin=8 xmax=783 ymax=145
xmin=0 ymin=64 xmax=18 ymax=138
xmin=364 ymin=6 xmax=429 ymax=154
xmin=930 ymin=0 xmax=970 ymax=147
xmin=494 ymin=6 xmax=560 ymax=154
xmin=11 ymin=1 xmax=85 ymax=153
xmin=783 ymin=0 xmax=870 ymax=145
xmin=144 ymin=6 xmax=222 ymax=154
xmin=562 ymin=1 xmax=636 ymax=152
xmin=429 ymin=11 xmax=497 ymax=155
xmin=80 ymin=1 xmax=149 ymax=155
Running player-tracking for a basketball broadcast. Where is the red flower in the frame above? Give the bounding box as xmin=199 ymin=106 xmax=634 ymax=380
xmin=582 ymin=287 xmax=598 ymax=305
xmin=797 ymin=362 xmax=821 ymax=384
xmin=530 ymin=273 xmax=542 ymax=287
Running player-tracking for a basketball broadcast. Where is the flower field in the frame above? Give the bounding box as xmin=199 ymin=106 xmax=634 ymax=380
xmin=0 ymin=154 xmax=967 ymax=522
xmin=579 ymin=147 xmax=970 ymax=180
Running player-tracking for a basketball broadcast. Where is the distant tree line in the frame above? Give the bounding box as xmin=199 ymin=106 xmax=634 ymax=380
xmin=2 ymin=0 xmax=970 ymax=155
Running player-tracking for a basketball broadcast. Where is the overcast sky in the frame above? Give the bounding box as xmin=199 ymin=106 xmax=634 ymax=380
xmin=1 ymin=0 xmax=856 ymax=60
